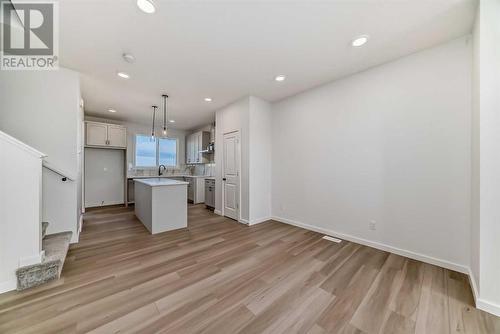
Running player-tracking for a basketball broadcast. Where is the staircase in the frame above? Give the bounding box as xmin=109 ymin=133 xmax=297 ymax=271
xmin=15 ymin=222 xmax=72 ymax=291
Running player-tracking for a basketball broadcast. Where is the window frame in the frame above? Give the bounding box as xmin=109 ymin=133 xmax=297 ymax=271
xmin=134 ymin=134 xmax=178 ymax=168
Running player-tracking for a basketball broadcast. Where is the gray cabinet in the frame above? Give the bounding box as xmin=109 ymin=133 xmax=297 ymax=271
xmin=187 ymin=177 xmax=194 ymax=202
xmin=205 ymin=179 xmax=215 ymax=208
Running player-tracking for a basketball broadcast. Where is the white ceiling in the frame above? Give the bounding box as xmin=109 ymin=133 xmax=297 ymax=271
xmin=59 ymin=0 xmax=477 ymax=130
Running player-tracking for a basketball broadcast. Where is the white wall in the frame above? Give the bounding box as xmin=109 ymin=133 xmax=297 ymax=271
xmin=84 ymin=148 xmax=125 ymax=207
xmin=214 ymin=96 xmax=272 ymax=224
xmin=470 ymin=5 xmax=481 ymax=298
xmin=249 ymin=96 xmax=272 ymax=223
xmin=473 ymin=0 xmax=500 ymax=316
xmin=215 ymin=97 xmax=250 ymax=220
xmin=0 ymin=68 xmax=82 ymax=243
xmin=0 ymin=132 xmax=44 ymax=293
xmin=271 ymin=37 xmax=472 ymax=272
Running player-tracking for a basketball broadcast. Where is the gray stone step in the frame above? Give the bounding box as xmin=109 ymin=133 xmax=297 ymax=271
xmin=42 ymin=231 xmax=72 ymax=277
xmin=42 ymin=221 xmax=49 ymax=239
xmin=16 ymin=231 xmax=72 ymax=290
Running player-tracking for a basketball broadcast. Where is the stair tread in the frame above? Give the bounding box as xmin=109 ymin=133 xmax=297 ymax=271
xmin=42 ymin=221 xmax=49 ymax=239
xmin=42 ymin=231 xmax=72 ymax=268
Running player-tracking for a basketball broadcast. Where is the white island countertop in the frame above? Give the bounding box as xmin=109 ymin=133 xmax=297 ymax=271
xmin=134 ymin=178 xmax=189 ymax=187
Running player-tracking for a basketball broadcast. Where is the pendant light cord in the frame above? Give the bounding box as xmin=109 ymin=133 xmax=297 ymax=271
xmin=151 ymin=105 xmax=158 ymax=138
xmin=162 ymin=94 xmax=168 ymax=135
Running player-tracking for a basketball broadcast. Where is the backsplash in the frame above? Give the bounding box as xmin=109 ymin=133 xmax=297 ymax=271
xmin=128 ymin=165 xmax=191 ymax=177
xmin=128 ymin=163 xmax=215 ymax=177
xmin=194 ymin=163 xmax=215 ymax=176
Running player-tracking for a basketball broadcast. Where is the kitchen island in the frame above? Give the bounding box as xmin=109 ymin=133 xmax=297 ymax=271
xmin=134 ymin=178 xmax=189 ymax=234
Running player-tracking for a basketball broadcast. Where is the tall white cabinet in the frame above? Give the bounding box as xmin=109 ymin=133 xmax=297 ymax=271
xmin=84 ymin=121 xmax=127 ymax=208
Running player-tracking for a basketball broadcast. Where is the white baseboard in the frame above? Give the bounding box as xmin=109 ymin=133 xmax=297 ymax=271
xmin=467 ymin=269 xmax=500 ymax=316
xmin=239 ymin=218 xmax=250 ymax=225
xmin=271 ymin=215 xmax=468 ymax=274
xmin=0 ymin=280 xmax=16 ymax=294
xmin=249 ymin=216 xmax=272 ymax=226
xmin=214 ymin=209 xmax=222 ymax=216
xmin=79 ymin=214 xmax=83 ymax=233
xmin=468 ymin=268 xmax=479 ymax=304
xmin=476 ymin=298 xmax=500 ymax=317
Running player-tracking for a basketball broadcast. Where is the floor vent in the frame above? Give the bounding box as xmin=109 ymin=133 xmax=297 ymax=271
xmin=322 ymin=235 xmax=342 ymax=243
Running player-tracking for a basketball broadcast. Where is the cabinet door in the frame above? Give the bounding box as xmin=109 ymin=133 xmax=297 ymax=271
xmin=187 ymin=178 xmax=194 ymax=201
xmin=186 ymin=135 xmax=192 ymax=163
xmin=107 ymin=125 xmax=127 ymax=148
xmin=194 ymin=133 xmax=200 ymax=163
xmin=86 ymin=122 xmax=108 ymax=146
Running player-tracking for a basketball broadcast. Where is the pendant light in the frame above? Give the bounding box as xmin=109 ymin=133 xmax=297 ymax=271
xmin=162 ymin=94 xmax=168 ymax=136
xmin=151 ymin=105 xmax=158 ymax=140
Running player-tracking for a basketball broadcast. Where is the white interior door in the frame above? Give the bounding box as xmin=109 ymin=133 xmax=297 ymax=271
xmin=223 ymin=132 xmax=240 ymax=220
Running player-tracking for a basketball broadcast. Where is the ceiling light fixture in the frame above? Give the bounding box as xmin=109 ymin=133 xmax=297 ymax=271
xmin=108 ymin=109 xmax=117 ymax=113
xmin=351 ymin=35 xmax=369 ymax=47
xmin=151 ymin=105 xmax=158 ymax=139
xmin=162 ymin=94 xmax=168 ymax=136
xmin=204 ymin=97 xmax=212 ymax=102
xmin=122 ymin=53 xmax=135 ymax=63
xmin=117 ymin=71 xmax=130 ymax=79
xmin=275 ymin=75 xmax=286 ymax=82
xmin=137 ymin=0 xmax=155 ymax=14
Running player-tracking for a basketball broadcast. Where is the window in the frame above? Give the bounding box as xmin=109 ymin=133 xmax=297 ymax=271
xmin=159 ymin=138 xmax=177 ymax=166
xmin=135 ymin=135 xmax=157 ymax=167
xmin=135 ymin=135 xmax=177 ymax=167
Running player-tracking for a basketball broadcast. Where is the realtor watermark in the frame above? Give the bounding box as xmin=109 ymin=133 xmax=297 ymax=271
xmin=1 ymin=0 xmax=59 ymax=70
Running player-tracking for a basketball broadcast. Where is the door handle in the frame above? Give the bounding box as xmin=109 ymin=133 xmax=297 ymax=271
xmin=222 ymin=178 xmax=226 ymax=181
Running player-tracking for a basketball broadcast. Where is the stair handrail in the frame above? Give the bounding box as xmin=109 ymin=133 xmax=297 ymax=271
xmin=42 ymin=161 xmax=76 ymax=181
xmin=0 ymin=130 xmax=46 ymax=159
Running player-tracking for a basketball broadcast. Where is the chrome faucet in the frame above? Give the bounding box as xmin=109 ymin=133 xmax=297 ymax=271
xmin=158 ymin=165 xmax=166 ymax=176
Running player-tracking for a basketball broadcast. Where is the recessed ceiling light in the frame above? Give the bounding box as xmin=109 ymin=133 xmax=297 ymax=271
xmin=137 ymin=0 xmax=155 ymax=14
xmin=117 ymin=71 xmax=130 ymax=79
xmin=108 ymin=109 xmax=117 ymax=113
xmin=204 ymin=97 xmax=212 ymax=102
xmin=169 ymin=120 xmax=175 ymax=123
xmin=351 ymin=35 xmax=369 ymax=47
xmin=275 ymin=75 xmax=286 ymax=82
xmin=122 ymin=53 xmax=135 ymax=63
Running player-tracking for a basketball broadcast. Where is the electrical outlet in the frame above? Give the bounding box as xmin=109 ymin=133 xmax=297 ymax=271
xmin=369 ymin=220 xmax=377 ymax=231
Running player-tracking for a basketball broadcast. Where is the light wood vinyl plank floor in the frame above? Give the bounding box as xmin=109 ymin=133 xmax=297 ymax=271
xmin=0 ymin=204 xmax=498 ymax=333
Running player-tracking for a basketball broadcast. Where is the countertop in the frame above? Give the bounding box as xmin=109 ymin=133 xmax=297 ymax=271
xmin=128 ymin=174 xmax=213 ymax=179
xmin=134 ymin=178 xmax=189 ymax=187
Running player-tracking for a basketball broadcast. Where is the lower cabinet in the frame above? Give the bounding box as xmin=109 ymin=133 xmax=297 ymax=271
xmin=205 ymin=179 xmax=215 ymax=208
xmin=186 ymin=177 xmax=206 ymax=204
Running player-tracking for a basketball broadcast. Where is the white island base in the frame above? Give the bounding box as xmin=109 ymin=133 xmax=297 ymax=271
xmin=134 ymin=178 xmax=188 ymax=234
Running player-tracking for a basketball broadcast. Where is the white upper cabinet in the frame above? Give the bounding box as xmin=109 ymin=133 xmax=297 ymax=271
xmin=107 ymin=125 xmax=127 ymax=148
xmin=85 ymin=121 xmax=127 ymax=149
xmin=186 ymin=131 xmax=210 ymax=164
xmin=86 ymin=122 xmax=108 ymax=146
